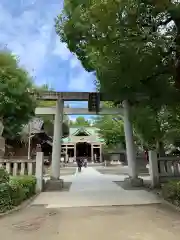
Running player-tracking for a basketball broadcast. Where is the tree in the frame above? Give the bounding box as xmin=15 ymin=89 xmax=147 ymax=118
xmin=132 ymin=103 xmax=180 ymax=154
xmin=55 ymin=0 xmax=179 ymax=104
xmin=93 ymin=115 xmax=125 ymax=150
xmin=91 ymin=101 xmax=125 ymax=149
xmin=41 ymin=114 xmax=69 ymax=138
xmin=0 ymin=51 xmax=36 ymax=139
xmin=36 ymin=86 xmax=69 ymax=138
xmin=70 ymin=116 xmax=91 ymax=127
xmin=56 ymin=0 xmax=180 ymax=153
xmin=132 ymin=104 xmax=165 ymax=153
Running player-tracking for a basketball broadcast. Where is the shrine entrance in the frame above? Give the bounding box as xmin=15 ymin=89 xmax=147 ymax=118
xmin=35 ymin=91 xmax=138 ymax=184
xmin=76 ymin=142 xmax=91 ymax=162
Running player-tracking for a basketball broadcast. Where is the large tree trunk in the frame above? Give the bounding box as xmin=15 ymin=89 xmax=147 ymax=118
xmin=168 ymin=9 xmax=180 ymax=89
xmin=156 ymin=140 xmax=165 ymax=157
xmin=174 ymin=21 xmax=180 ymax=89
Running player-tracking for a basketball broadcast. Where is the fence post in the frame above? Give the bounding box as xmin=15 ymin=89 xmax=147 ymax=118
xmin=35 ymin=152 xmax=44 ymax=192
xmin=148 ymin=150 xmax=159 ymax=188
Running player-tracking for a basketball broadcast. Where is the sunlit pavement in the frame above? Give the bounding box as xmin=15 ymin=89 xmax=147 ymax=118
xmin=33 ymin=167 xmax=161 ymax=208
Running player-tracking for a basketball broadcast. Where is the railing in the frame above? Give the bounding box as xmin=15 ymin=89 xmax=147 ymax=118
xmin=148 ymin=151 xmax=180 ymax=187
xmin=158 ymin=156 xmax=180 ymax=179
xmin=0 ymin=152 xmax=44 ymax=192
xmin=0 ymin=159 xmax=36 ymax=176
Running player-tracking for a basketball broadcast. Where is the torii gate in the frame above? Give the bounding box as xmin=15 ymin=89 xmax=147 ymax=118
xmin=34 ymin=91 xmax=141 ymax=186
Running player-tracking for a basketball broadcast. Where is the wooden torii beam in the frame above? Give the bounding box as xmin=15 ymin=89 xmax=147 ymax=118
xmin=31 ymin=91 xmax=112 ymax=101
xmin=35 ymin=107 xmax=124 ymax=116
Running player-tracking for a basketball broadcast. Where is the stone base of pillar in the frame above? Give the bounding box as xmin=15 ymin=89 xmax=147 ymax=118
xmin=124 ymin=176 xmax=143 ymax=187
xmin=44 ymin=179 xmax=64 ymax=191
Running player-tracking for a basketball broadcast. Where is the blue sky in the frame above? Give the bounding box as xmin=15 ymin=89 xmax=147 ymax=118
xmin=0 ymin=0 xmax=95 ymax=121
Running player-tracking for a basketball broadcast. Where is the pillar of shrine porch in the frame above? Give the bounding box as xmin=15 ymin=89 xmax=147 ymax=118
xmin=51 ymin=99 xmax=64 ymax=180
xmin=65 ymin=146 xmax=68 ymax=163
xmin=91 ymin=144 xmax=94 ymax=162
xmin=74 ymin=144 xmax=76 ymax=162
xmin=99 ymin=144 xmax=102 ymax=162
xmin=123 ymin=100 xmax=143 ymax=186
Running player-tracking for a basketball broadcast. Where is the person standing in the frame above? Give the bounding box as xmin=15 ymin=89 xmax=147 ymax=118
xmin=84 ymin=158 xmax=87 ymax=168
xmin=76 ymin=157 xmax=83 ymax=172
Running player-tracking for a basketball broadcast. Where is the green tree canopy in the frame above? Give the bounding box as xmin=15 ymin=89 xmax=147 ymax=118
xmin=132 ymin=102 xmax=180 ymax=154
xmin=55 ymin=0 xmax=180 ymax=153
xmin=0 ymin=51 xmax=36 ymax=139
xmin=93 ymin=115 xmax=125 ymax=149
xmin=70 ymin=116 xmax=91 ymax=127
xmin=55 ymin=0 xmax=180 ymax=104
xmin=36 ymin=85 xmax=69 ymax=138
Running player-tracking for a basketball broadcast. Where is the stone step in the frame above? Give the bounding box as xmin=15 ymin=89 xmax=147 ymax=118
xmin=44 ymin=179 xmax=64 ymax=192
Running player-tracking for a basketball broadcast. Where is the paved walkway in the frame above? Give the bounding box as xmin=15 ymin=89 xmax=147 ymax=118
xmin=1 ymin=167 xmax=180 ymax=239
xmin=32 ymin=167 xmax=161 ymax=208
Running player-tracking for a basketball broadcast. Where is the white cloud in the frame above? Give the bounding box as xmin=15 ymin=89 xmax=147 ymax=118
xmin=68 ymin=71 xmax=95 ymax=91
xmin=0 ymin=3 xmax=59 ymax=76
xmin=20 ymin=0 xmax=36 ymax=6
xmin=68 ymin=116 xmax=77 ymax=122
xmin=52 ymin=37 xmax=72 ymax=60
xmin=0 ymin=1 xmax=96 ymax=92
xmin=70 ymin=57 xmax=80 ymax=68
xmin=53 ymin=36 xmax=82 ymax=69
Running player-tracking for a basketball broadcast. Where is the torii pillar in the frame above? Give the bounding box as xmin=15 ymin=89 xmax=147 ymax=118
xmin=51 ymin=99 xmax=64 ymax=180
xmin=123 ymin=100 xmax=143 ymax=186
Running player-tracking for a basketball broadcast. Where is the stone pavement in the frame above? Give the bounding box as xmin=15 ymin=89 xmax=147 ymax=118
xmin=32 ymin=167 xmax=161 ymax=208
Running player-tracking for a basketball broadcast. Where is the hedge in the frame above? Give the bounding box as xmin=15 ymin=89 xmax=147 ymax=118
xmin=0 ymin=183 xmax=13 ymax=213
xmin=162 ymin=180 xmax=180 ymax=206
xmin=10 ymin=175 xmax=36 ymax=198
xmin=9 ymin=181 xmax=26 ymax=206
xmin=0 ymin=167 xmax=10 ymax=184
xmin=0 ymin=168 xmax=36 ymax=213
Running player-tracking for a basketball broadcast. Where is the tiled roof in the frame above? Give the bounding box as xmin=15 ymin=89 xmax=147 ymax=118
xmin=22 ymin=118 xmax=44 ymax=134
xmin=62 ymin=127 xmax=104 ymax=143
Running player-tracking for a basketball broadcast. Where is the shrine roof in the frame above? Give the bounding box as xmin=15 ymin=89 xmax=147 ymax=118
xmin=62 ymin=127 xmax=104 ymax=143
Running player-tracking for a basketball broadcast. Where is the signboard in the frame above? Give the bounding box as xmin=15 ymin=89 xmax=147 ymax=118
xmin=88 ymin=92 xmax=100 ymax=113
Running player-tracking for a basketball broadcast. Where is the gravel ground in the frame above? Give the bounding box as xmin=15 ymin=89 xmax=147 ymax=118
xmin=1 ymin=204 xmax=180 ymax=239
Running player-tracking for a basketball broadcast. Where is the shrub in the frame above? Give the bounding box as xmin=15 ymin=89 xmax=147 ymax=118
xmin=162 ymin=180 xmax=180 ymax=205
xmin=0 ymin=175 xmax=36 ymax=213
xmin=10 ymin=175 xmax=36 ymax=199
xmin=9 ymin=182 xmax=26 ymax=206
xmin=0 ymin=183 xmax=12 ymax=213
xmin=0 ymin=167 xmax=10 ymax=184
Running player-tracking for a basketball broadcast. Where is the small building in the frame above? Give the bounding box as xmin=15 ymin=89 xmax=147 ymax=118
xmin=62 ymin=127 xmax=104 ymax=162
xmin=3 ymin=117 xmax=69 ymax=159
